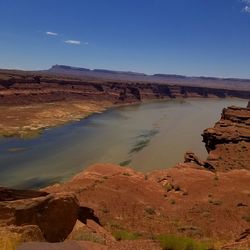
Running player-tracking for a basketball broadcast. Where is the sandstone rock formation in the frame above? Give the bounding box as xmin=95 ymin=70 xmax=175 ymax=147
xmin=67 ymin=219 xmax=115 ymax=245
xmin=202 ymin=103 xmax=250 ymax=171
xmin=0 ymin=189 xmax=80 ymax=242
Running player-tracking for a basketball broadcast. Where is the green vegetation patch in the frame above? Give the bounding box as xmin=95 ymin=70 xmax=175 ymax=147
xmin=158 ymin=234 xmax=212 ymax=250
xmin=112 ymin=230 xmax=140 ymax=241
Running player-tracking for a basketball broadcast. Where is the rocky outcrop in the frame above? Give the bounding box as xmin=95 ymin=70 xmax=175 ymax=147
xmin=202 ymin=106 xmax=250 ymax=151
xmin=184 ymin=151 xmax=215 ymax=171
xmin=184 ymin=151 xmax=204 ymax=166
xmin=202 ymin=103 xmax=250 ymax=171
xmin=0 ymin=189 xmax=80 ymax=242
xmin=67 ymin=219 xmax=115 ymax=245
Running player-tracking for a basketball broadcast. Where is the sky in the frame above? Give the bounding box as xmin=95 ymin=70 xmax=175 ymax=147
xmin=0 ymin=0 xmax=250 ymax=78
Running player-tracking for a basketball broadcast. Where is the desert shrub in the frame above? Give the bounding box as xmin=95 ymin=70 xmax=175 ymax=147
xmin=242 ymin=214 xmax=250 ymax=222
xmin=164 ymin=183 xmax=174 ymax=192
xmin=112 ymin=230 xmax=139 ymax=241
xmin=144 ymin=207 xmax=156 ymax=215
xmin=170 ymin=199 xmax=176 ymax=205
xmin=158 ymin=234 xmax=211 ymax=250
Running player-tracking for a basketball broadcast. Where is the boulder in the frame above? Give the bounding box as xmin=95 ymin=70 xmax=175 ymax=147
xmin=184 ymin=151 xmax=204 ymax=166
xmin=0 ymin=189 xmax=80 ymax=242
xmin=67 ymin=219 xmax=115 ymax=245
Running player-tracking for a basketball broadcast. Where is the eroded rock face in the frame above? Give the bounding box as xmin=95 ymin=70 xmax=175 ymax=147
xmin=0 ymin=70 xmax=249 ymax=105
xmin=0 ymin=189 xmax=80 ymax=242
xmin=202 ymin=103 xmax=250 ymax=171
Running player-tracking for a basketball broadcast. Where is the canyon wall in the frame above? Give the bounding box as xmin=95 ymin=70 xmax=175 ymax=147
xmin=0 ymin=75 xmax=249 ymax=105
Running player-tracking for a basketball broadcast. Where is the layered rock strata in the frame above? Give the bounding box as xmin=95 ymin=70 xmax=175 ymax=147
xmin=202 ymin=103 xmax=250 ymax=171
xmin=0 ymin=73 xmax=249 ymax=105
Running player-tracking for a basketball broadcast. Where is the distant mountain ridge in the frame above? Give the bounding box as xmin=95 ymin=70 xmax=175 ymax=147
xmin=48 ymin=64 xmax=250 ymax=81
xmin=46 ymin=64 xmax=250 ymax=91
xmin=49 ymin=65 xmax=147 ymax=76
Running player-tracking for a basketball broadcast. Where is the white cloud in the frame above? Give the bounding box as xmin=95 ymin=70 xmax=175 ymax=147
xmin=64 ymin=40 xmax=81 ymax=45
xmin=46 ymin=31 xmax=58 ymax=36
xmin=243 ymin=5 xmax=250 ymax=12
xmin=242 ymin=0 xmax=250 ymax=12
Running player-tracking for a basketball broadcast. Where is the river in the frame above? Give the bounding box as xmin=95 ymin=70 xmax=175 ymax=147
xmin=0 ymin=98 xmax=247 ymax=188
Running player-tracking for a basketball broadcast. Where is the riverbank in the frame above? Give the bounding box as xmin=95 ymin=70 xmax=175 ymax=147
xmin=0 ymin=98 xmax=247 ymax=189
xmin=0 ymin=100 xmax=112 ymax=138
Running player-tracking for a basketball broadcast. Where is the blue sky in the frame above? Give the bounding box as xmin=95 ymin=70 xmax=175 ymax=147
xmin=0 ymin=0 xmax=250 ymax=78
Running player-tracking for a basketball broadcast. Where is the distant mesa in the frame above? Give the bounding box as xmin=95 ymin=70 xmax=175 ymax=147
xmin=49 ymin=65 xmax=147 ymax=77
xmin=46 ymin=64 xmax=250 ymax=91
xmin=153 ymin=73 xmax=187 ymax=79
xmin=50 ymin=65 xmax=91 ymax=72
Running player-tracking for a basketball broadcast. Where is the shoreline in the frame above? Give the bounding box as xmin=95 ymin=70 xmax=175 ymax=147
xmin=0 ymin=100 xmax=113 ymax=138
